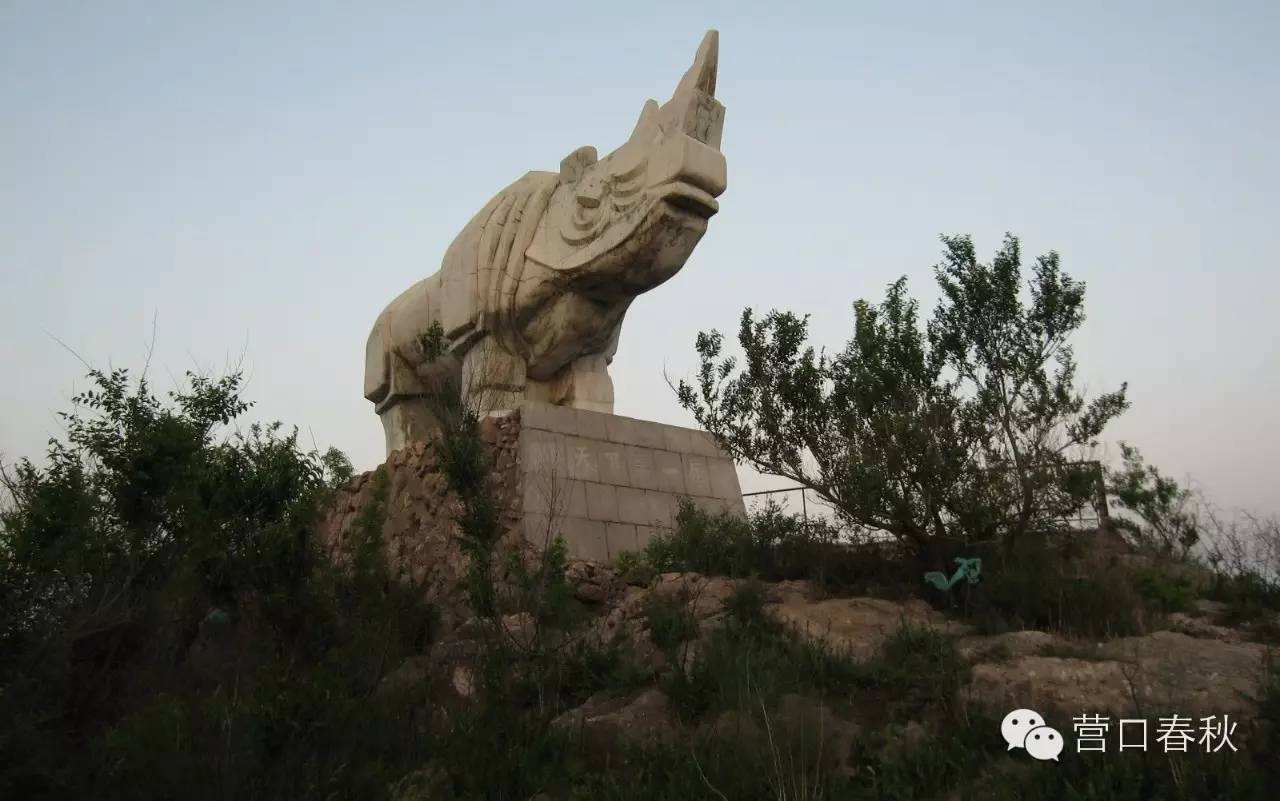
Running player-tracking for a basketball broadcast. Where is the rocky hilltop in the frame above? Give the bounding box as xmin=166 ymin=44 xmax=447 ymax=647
xmin=315 ymin=424 xmax=1276 ymax=790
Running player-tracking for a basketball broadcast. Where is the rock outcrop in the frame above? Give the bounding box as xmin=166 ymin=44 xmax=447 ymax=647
xmin=323 ymin=435 xmax=1274 ymax=761
xmin=316 ymin=412 xmax=524 ymax=632
xmin=766 ymin=594 xmax=971 ymax=661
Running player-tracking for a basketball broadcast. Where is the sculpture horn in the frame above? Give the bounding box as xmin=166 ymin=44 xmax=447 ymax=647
xmin=659 ymin=29 xmax=724 ymax=149
xmin=674 ymin=29 xmax=718 ymax=98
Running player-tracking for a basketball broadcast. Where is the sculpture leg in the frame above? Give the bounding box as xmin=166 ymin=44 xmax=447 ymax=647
xmin=554 ymin=354 xmax=615 ymax=414
xmin=379 ymin=399 xmax=441 ymax=454
xmin=461 ymin=337 xmax=528 ymax=415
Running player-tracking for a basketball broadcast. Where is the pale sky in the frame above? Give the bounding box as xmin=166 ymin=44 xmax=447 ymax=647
xmin=2 ymin=1 xmax=1277 ymax=516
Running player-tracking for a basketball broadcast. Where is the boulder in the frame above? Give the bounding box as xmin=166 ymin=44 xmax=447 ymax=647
xmin=1164 ymin=612 xmax=1245 ymax=643
xmin=651 ymin=572 xmax=739 ymax=620
xmin=955 ymin=630 xmax=1059 ymax=662
xmin=967 ymin=656 xmax=1135 ymax=719
xmin=1097 ymin=630 xmax=1267 ymax=716
xmin=552 ymin=688 xmax=678 ymax=749
xmin=966 ymin=630 xmax=1268 ymax=719
xmin=565 ymin=560 xmax=622 ymax=605
xmin=765 ymin=596 xmax=970 ymax=661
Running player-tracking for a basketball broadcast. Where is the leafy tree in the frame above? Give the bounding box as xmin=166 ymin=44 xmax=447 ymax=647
xmin=1105 ymin=442 xmax=1200 ymax=557
xmin=676 ymin=234 xmax=1128 ymax=551
xmin=0 ymin=367 xmax=432 ymax=800
xmin=0 ymin=369 xmax=350 ymax=652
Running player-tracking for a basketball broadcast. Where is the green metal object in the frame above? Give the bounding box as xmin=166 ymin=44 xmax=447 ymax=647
xmin=924 ymin=557 xmax=982 ymax=591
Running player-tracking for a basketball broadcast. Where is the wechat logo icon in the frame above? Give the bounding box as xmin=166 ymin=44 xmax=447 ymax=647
xmin=1002 ymin=708 xmax=1064 ymax=762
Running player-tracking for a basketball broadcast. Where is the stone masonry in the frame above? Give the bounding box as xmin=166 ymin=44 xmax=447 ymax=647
xmin=517 ymin=401 xmax=745 ymax=562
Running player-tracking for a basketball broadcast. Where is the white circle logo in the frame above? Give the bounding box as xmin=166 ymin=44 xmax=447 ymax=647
xmin=1000 ymin=708 xmax=1044 ymax=751
xmin=1024 ymin=725 xmax=1064 ymax=761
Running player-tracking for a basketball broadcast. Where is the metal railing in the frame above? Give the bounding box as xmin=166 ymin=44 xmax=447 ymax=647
xmin=742 ymin=484 xmax=813 ymax=521
xmin=739 ymin=459 xmax=1111 ymax=536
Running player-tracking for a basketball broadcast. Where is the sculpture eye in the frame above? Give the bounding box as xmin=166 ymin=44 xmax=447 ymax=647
xmin=562 ymin=179 xmax=611 ymax=246
xmin=576 ymin=181 xmax=603 ymax=209
xmin=609 ymin=156 xmax=648 ymax=212
xmin=611 ymin=149 xmax=646 ymax=184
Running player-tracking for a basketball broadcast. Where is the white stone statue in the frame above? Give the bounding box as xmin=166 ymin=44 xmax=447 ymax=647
xmin=365 ymin=30 xmax=727 ymax=455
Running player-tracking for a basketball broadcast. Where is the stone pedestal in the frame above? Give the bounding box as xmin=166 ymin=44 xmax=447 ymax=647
xmin=516 ymin=402 xmax=745 ymax=562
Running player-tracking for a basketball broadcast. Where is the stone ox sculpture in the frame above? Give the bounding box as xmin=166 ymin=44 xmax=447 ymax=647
xmin=365 ymin=31 xmax=726 ymax=455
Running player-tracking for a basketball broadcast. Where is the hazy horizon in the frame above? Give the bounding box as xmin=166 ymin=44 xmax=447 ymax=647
xmin=3 ymin=1 xmax=1277 ymax=517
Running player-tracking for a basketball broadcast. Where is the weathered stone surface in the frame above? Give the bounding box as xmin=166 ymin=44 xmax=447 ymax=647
xmin=660 ymin=450 xmax=694 ymax=495
xmin=315 ymin=414 xmax=525 ymax=633
xmin=967 ymin=656 xmax=1135 ymax=720
xmin=955 ymin=630 xmax=1060 ymax=661
xmin=552 ymin=688 xmax=678 ymax=748
xmin=365 ymin=31 xmax=728 ymax=455
xmin=1096 ymin=630 xmax=1268 ymax=715
xmin=695 ymin=696 xmax=861 ymax=778
xmin=564 ymin=560 xmax=622 ymax=606
xmin=1164 ymin=611 xmax=1245 ymax=643
xmin=584 ymin=481 xmax=619 ymax=521
xmin=766 ymin=595 xmax=971 ymax=661
xmin=605 ymin=522 xmax=639 ymax=556
xmin=615 ymin=486 xmax=651 ymax=525
xmin=965 ymin=630 xmax=1269 ymax=719
xmin=652 ymin=572 xmax=740 ymax=620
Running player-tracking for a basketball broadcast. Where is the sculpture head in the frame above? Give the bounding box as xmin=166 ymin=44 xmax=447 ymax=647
xmin=525 ymin=30 xmax=726 ymax=296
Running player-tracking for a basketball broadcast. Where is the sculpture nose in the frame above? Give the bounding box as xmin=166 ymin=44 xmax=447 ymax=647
xmin=676 ymin=136 xmax=727 ymax=197
xmin=651 ymin=132 xmax=727 ymax=202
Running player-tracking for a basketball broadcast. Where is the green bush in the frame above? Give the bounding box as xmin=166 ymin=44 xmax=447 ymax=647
xmin=676 ymin=235 xmax=1129 ymax=553
xmin=1106 ymin=442 xmax=1201 ymax=558
xmin=0 ymin=368 xmax=434 ymax=800
xmin=962 ymin=536 xmax=1146 ymax=637
xmin=641 ymin=498 xmax=760 ymax=576
xmin=7 ymin=363 xmax=1274 ymax=800
xmin=865 ymin=622 xmax=968 ymax=718
xmin=1130 ymin=563 xmax=1198 ymax=613
xmin=663 ymin=585 xmax=882 ymax=723
xmin=723 ymin=578 xmax=769 ymax=628
xmin=1210 ymin=569 xmax=1280 ymax=626
xmin=612 ymin=548 xmax=656 ymax=586
xmin=644 ymin=592 xmax=699 ymax=653
xmin=633 ymin=498 xmax=917 ymax=596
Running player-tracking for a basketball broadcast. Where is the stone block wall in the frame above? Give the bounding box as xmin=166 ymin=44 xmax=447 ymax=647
xmin=517 ymin=401 xmax=746 ymax=562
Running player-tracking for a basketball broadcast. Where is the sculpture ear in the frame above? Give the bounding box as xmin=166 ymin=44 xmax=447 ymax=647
xmin=628 ymin=99 xmax=661 ymax=143
xmin=559 ymin=145 xmax=597 ymax=183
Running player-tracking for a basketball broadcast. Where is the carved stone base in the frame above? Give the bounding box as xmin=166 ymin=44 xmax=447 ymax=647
xmin=516 ymin=402 xmax=745 ymax=562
